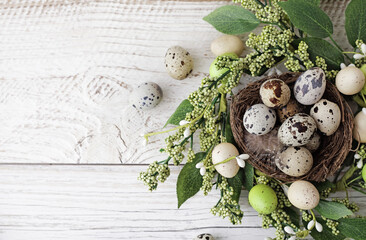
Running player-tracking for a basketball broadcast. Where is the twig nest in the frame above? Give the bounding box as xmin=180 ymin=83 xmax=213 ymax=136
xmin=276 ymin=147 xmax=313 ymax=177
xmin=288 ymin=180 xmax=320 ymax=210
xmin=304 ymin=132 xmax=321 ymax=152
xmin=212 ymin=143 xmax=239 ymax=178
xmin=248 ymin=184 xmax=278 ymax=214
xmin=260 ymin=79 xmax=291 ymax=108
xmin=210 ymin=35 xmax=244 ymax=56
xmin=278 ymin=113 xmax=317 ymax=146
xmin=336 ymin=66 xmax=365 ymax=95
xmin=277 ymin=98 xmax=305 ymax=123
xmin=164 ymin=46 xmax=193 ymax=80
xmin=353 ymin=108 xmax=366 ymax=143
xmin=193 ymin=233 xmax=214 ymax=240
xmin=310 ymin=99 xmax=341 ymax=136
xmin=243 ymin=104 xmax=276 ymax=135
xmin=129 ymin=82 xmax=163 ymax=110
xmin=294 ymin=67 xmax=326 ymax=105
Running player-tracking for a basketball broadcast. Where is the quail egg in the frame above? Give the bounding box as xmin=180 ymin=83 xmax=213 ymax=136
xmin=288 ymin=180 xmax=320 ymax=210
xmin=129 ymin=82 xmax=163 ymax=110
xmin=248 ymin=184 xmax=278 ymax=214
xmin=165 ymin=46 xmax=193 ymax=80
xmin=211 ymin=35 xmax=245 ymax=56
xmin=336 ymin=66 xmax=365 ymax=95
xmin=276 ymin=147 xmax=313 ymax=177
xmin=277 ymin=98 xmax=305 ymax=123
xmin=278 ymin=113 xmax=317 ymax=146
xmin=212 ymin=143 xmax=239 ymax=178
xmin=193 ymin=233 xmax=215 ymax=240
xmin=294 ymin=67 xmax=326 ymax=105
xmin=243 ymin=104 xmax=276 ymax=135
xmin=304 ymin=132 xmax=321 ymax=152
xmin=310 ymin=99 xmax=341 ymax=136
xmin=353 ymin=108 xmax=366 ymax=143
xmin=260 ymin=79 xmax=291 ymax=108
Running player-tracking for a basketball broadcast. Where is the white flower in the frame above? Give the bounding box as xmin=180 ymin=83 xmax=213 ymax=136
xmin=315 ymin=222 xmax=323 ymax=232
xmin=196 ymin=162 xmax=204 ymax=169
xmin=179 ymin=120 xmax=190 ymax=126
xmin=237 ymin=154 xmax=250 ymax=160
xmin=340 ymin=63 xmax=355 ymax=69
xmin=281 ymin=184 xmax=289 ymax=197
xmin=236 ymin=157 xmax=246 ymax=168
xmin=184 ymin=128 xmax=191 ymax=138
xmin=355 ymin=153 xmax=361 ymax=159
xmin=284 ymin=226 xmax=295 ymax=235
xmin=307 ymin=220 xmax=315 ymax=230
xmin=288 ymin=236 xmax=296 ymax=240
xmin=357 ymin=159 xmax=363 ymax=169
xmin=354 ymin=44 xmax=366 ymax=59
xmin=200 ymin=167 xmax=206 ymax=176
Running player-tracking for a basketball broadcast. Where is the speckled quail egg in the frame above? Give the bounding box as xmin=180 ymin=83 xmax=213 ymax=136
xmin=193 ymin=233 xmax=215 ymax=240
xmin=304 ymin=132 xmax=321 ymax=152
xmin=310 ymin=99 xmax=341 ymax=136
xmin=243 ymin=104 xmax=276 ymax=135
xmin=248 ymin=184 xmax=278 ymax=214
xmin=209 ymin=53 xmax=238 ymax=78
xmin=353 ymin=108 xmax=366 ymax=143
xmin=211 ymin=35 xmax=245 ymax=56
xmin=129 ymin=82 xmax=163 ymax=110
xmin=288 ymin=180 xmax=320 ymax=210
xmin=278 ymin=113 xmax=317 ymax=146
xmin=165 ymin=46 xmax=193 ymax=80
xmin=294 ymin=67 xmax=326 ymax=105
xmin=260 ymin=79 xmax=291 ymax=108
xmin=276 ymin=147 xmax=313 ymax=177
xmin=336 ymin=66 xmax=365 ymax=95
xmin=277 ymin=98 xmax=305 ymax=123
xmin=212 ymin=143 xmax=239 ymax=178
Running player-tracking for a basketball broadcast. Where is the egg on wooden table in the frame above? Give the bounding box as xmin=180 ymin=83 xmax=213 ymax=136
xmin=353 ymin=108 xmax=366 ymax=143
xmin=294 ymin=67 xmax=326 ymax=105
xmin=278 ymin=113 xmax=317 ymax=146
xmin=164 ymin=46 xmax=193 ymax=80
xmin=211 ymin=35 xmax=245 ymax=56
xmin=129 ymin=82 xmax=163 ymax=110
xmin=212 ymin=143 xmax=239 ymax=178
xmin=305 ymin=132 xmax=321 ymax=152
xmin=260 ymin=79 xmax=291 ymax=108
xmin=310 ymin=99 xmax=341 ymax=136
xmin=243 ymin=104 xmax=276 ymax=135
xmin=336 ymin=66 xmax=365 ymax=95
xmin=248 ymin=184 xmax=278 ymax=214
xmin=276 ymin=147 xmax=313 ymax=177
xmin=277 ymin=98 xmax=305 ymax=123
xmin=193 ymin=233 xmax=215 ymax=240
xmin=288 ymin=180 xmax=320 ymax=210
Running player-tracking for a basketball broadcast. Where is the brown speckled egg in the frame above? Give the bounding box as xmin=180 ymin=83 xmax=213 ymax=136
xmin=277 ymin=98 xmax=305 ymax=123
xmin=276 ymin=147 xmax=313 ymax=177
xmin=288 ymin=180 xmax=320 ymax=210
xmin=294 ymin=67 xmax=326 ymax=105
xmin=305 ymin=132 xmax=321 ymax=152
xmin=278 ymin=113 xmax=317 ymax=146
xmin=310 ymin=99 xmax=341 ymax=136
xmin=164 ymin=46 xmax=193 ymax=80
xmin=260 ymin=79 xmax=291 ymax=108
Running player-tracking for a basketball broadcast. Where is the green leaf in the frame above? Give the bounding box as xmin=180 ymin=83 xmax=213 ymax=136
xmin=287 ymin=207 xmax=300 ymax=226
xmin=314 ymin=180 xmax=336 ymax=192
xmin=314 ymin=200 xmax=353 ymax=220
xmin=243 ymin=162 xmax=254 ymax=191
xmin=345 ymin=0 xmax=366 ymax=47
xmin=164 ymin=99 xmax=194 ymax=127
xmin=227 ymin=169 xmax=244 ymax=202
xmin=338 ymin=218 xmax=366 ymax=240
xmin=203 ymin=5 xmax=260 ymax=35
xmin=176 ymin=152 xmax=204 ymax=208
xmin=311 ymin=217 xmax=346 ymax=240
xmin=279 ymin=0 xmax=333 ymax=38
xmin=293 ymin=37 xmax=344 ymax=70
xmin=308 ymin=0 xmax=320 ymax=5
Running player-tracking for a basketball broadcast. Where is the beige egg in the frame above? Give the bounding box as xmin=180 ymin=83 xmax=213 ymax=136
xmin=305 ymin=132 xmax=321 ymax=152
xmin=260 ymin=79 xmax=291 ymax=108
xmin=336 ymin=66 xmax=365 ymax=95
xmin=288 ymin=180 xmax=320 ymax=210
xmin=164 ymin=46 xmax=193 ymax=80
xmin=353 ymin=108 xmax=366 ymax=143
xmin=211 ymin=35 xmax=245 ymax=56
xmin=212 ymin=143 xmax=240 ymax=178
xmin=277 ymin=98 xmax=305 ymax=123
xmin=310 ymin=99 xmax=341 ymax=136
xmin=276 ymin=147 xmax=313 ymax=177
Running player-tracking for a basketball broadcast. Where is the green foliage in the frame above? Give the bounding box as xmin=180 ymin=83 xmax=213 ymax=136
xmin=176 ymin=152 xmax=204 ymax=208
xmin=164 ymin=99 xmax=194 ymax=127
xmin=311 ymin=217 xmax=346 ymax=240
xmin=279 ymin=0 xmax=333 ymax=38
xmin=227 ymin=169 xmax=244 ymax=203
xmin=243 ymin=162 xmax=254 ymax=191
xmin=345 ymin=0 xmax=366 ymax=47
xmin=203 ymin=5 xmax=260 ymax=35
xmin=314 ymin=200 xmax=353 ymax=220
xmin=315 ymin=180 xmax=336 ymax=192
xmin=308 ymin=0 xmax=321 ymax=5
xmin=338 ymin=218 xmax=366 ymax=240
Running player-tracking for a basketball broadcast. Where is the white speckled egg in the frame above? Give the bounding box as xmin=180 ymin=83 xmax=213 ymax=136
xmin=276 ymin=147 xmax=313 ymax=177
xmin=305 ymin=132 xmax=321 ymax=152
xmin=294 ymin=67 xmax=326 ymax=105
xmin=193 ymin=233 xmax=215 ymax=240
xmin=278 ymin=113 xmax=317 ymax=146
xmin=212 ymin=143 xmax=239 ymax=178
xmin=165 ymin=46 xmax=193 ymax=80
xmin=129 ymin=82 xmax=163 ymax=110
xmin=277 ymin=98 xmax=305 ymax=123
xmin=353 ymin=108 xmax=366 ymax=143
xmin=288 ymin=180 xmax=320 ymax=210
xmin=211 ymin=35 xmax=245 ymax=56
xmin=260 ymin=79 xmax=291 ymax=108
xmin=243 ymin=104 xmax=276 ymax=135
xmin=336 ymin=66 xmax=365 ymax=95
xmin=310 ymin=99 xmax=341 ymax=136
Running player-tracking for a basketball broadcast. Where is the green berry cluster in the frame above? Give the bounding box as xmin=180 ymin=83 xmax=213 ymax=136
xmin=320 ymin=187 xmax=332 ymax=198
xmin=322 ymin=217 xmax=340 ymax=235
xmin=332 ymin=198 xmax=359 ymax=213
xmin=201 ymin=169 xmax=215 ymax=195
xmin=138 ymin=161 xmax=170 ymax=191
xmin=271 ymin=209 xmax=296 ymax=240
xmin=301 ymin=210 xmax=312 ymax=222
xmin=257 ymin=176 xmax=270 ymax=185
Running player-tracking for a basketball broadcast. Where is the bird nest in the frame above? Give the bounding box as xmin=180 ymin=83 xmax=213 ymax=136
xmin=230 ymin=72 xmax=354 ymax=182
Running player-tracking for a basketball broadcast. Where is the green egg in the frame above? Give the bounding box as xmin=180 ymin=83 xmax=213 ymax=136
xmin=362 ymin=164 xmax=366 ymax=182
xmin=248 ymin=184 xmax=278 ymax=214
xmin=209 ymin=53 xmax=238 ymax=78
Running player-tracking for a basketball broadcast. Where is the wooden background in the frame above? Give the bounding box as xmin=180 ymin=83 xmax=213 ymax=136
xmin=0 ymin=0 xmax=364 ymax=239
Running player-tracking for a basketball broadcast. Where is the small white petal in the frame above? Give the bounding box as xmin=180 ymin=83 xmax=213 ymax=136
xmin=355 ymin=153 xmax=361 ymax=159
xmin=353 ymin=53 xmax=365 ymax=59
xmin=288 ymin=236 xmax=296 ymax=240
xmin=340 ymin=63 xmax=346 ymax=69
xmin=281 ymin=184 xmax=289 ymax=197
xmin=275 ymin=67 xmax=283 ymax=75
xmin=349 ymin=63 xmax=355 ymax=67
xmin=357 ymin=159 xmax=363 ymax=169
xmin=236 ymin=157 xmax=246 ymax=168
xmin=238 ymin=154 xmax=250 ymax=160
xmin=362 ymin=108 xmax=366 ymax=115
xmin=307 ymin=220 xmax=315 ymax=230
xmin=179 ymin=120 xmax=190 ymax=126
xmin=184 ymin=128 xmax=191 ymax=138
xmin=284 ymin=226 xmax=295 ymax=234
xmin=196 ymin=162 xmax=204 ymax=168
xmin=200 ymin=167 xmax=206 ymax=176
xmin=361 ymin=44 xmax=366 ymax=54
xmin=315 ymin=222 xmax=323 ymax=232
